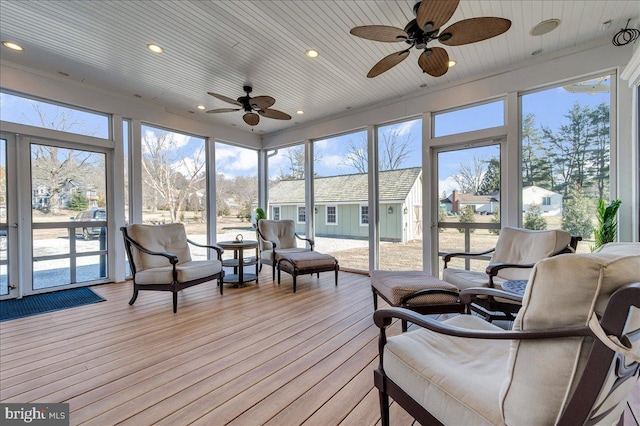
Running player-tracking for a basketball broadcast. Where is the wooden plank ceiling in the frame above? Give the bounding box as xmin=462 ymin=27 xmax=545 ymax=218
xmin=0 ymin=1 xmax=638 ymax=134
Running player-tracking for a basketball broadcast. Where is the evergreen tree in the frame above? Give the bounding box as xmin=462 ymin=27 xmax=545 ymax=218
xmin=586 ymin=102 xmax=610 ymax=200
xmin=523 ymin=203 xmax=547 ymax=230
xmin=489 ymin=206 xmax=501 ymax=235
xmin=68 ymin=193 xmax=89 ymax=211
xmin=457 ymin=205 xmax=475 ymax=233
xmin=561 ymin=185 xmax=593 ymax=239
xmin=479 ymin=157 xmax=500 ymax=194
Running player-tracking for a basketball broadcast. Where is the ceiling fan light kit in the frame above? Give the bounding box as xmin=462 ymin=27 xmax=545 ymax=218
xmin=350 ymin=0 xmax=511 ymax=78
xmin=206 ymin=85 xmax=292 ymax=126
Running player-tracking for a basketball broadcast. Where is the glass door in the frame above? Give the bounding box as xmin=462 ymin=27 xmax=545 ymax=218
xmin=29 ymin=140 xmax=110 ymax=292
xmin=434 ymin=143 xmax=502 ymax=277
xmin=0 ymin=135 xmax=18 ymax=299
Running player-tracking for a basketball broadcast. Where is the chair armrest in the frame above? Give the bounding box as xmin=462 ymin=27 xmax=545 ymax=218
xmin=485 ymin=262 xmax=534 ymax=287
xmin=295 ymin=233 xmax=315 ymax=250
xmin=373 ymin=307 xmax=591 ymax=340
xmin=256 ymin=228 xmax=277 ymax=251
xmin=187 ymin=239 xmax=224 ymax=259
xmin=442 ymin=247 xmax=495 ymax=268
xmin=459 ymin=287 xmax=523 ymax=305
xmin=122 ymin=232 xmax=179 ymax=265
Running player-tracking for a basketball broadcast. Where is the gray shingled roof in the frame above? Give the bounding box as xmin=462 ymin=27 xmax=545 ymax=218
xmin=269 ymin=167 xmax=421 ymax=204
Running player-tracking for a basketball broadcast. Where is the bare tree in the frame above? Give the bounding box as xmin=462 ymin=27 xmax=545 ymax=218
xmin=341 ymin=129 xmax=412 ymax=173
xmin=451 ymin=155 xmax=487 ymax=195
xmin=31 ymin=146 xmax=98 ymax=214
xmin=141 ymin=131 xmax=205 ymax=223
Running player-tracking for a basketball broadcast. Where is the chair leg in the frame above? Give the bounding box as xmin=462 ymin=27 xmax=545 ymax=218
xmin=129 ymin=288 xmax=139 ymax=306
xmin=293 ymin=274 xmax=297 ymax=293
xmin=272 ymin=262 xmax=276 ymax=280
xmin=401 ymin=320 xmax=408 ymax=332
xmin=172 ymin=292 xmax=178 ymax=314
xmin=259 ymin=262 xmax=263 ymax=272
xmin=372 ymin=290 xmax=378 ymax=310
xmin=219 ymin=277 xmax=223 ymax=295
xmin=277 ymin=267 xmax=281 ymax=285
xmin=379 ymin=388 xmax=390 ymax=426
xmin=334 ymin=267 xmax=338 ymax=286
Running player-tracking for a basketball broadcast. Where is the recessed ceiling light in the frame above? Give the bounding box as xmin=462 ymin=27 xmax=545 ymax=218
xmin=419 ymin=83 xmax=428 ymax=88
xmin=58 ymin=71 xmax=69 ymax=77
xmin=133 ymin=94 xmax=142 ymax=98
xmin=296 ymin=110 xmax=304 ymax=115
xmin=147 ymin=44 xmax=164 ymax=53
xmin=2 ymin=41 xmax=23 ymax=51
xmin=530 ymin=19 xmax=561 ymax=36
xmin=448 ymin=60 xmax=457 ymax=68
xmin=196 ymin=105 xmax=206 ymax=110
xmin=531 ymin=49 xmax=543 ymax=56
xmin=305 ymin=49 xmax=319 ymax=58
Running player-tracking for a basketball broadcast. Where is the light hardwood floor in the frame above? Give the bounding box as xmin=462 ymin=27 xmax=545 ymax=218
xmin=1 ymin=270 xmax=638 ymax=425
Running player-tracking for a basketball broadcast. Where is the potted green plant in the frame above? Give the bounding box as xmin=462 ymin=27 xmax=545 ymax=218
xmin=591 ymin=199 xmax=621 ymax=252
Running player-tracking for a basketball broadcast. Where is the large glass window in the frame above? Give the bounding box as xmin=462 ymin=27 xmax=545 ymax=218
xmin=314 ymin=130 xmax=368 ymax=271
xmin=141 ymin=125 xmax=207 ymax=258
xmin=433 ymin=100 xmax=504 ymax=137
xmin=214 ymin=142 xmax=258 ymax=244
xmin=0 ymin=92 xmax=109 ymax=139
xmin=521 ymin=75 xmax=611 ymax=253
xmin=377 ymin=118 xmax=423 ymax=270
xmin=267 ymin=144 xmax=306 ymax=233
xmin=437 ymin=144 xmax=501 ymax=276
xmin=31 ymin=143 xmax=108 ymax=288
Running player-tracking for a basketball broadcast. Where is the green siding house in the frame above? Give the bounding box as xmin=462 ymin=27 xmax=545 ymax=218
xmin=268 ymin=167 xmax=422 ymax=243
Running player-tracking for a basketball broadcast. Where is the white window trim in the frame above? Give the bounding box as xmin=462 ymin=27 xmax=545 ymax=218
xmin=326 ymin=204 xmax=338 ymax=226
xmin=272 ymin=205 xmax=281 ymax=220
xmin=359 ymin=204 xmax=369 ymax=226
xmin=297 ymin=205 xmax=306 ymax=224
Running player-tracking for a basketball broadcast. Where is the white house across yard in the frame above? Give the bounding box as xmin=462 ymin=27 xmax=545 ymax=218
xmin=522 ymin=185 xmax=563 ymax=216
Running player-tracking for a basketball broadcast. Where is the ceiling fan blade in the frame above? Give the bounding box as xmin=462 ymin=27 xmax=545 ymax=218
xmin=367 ymin=49 xmax=410 ymax=78
xmin=439 ymin=17 xmax=512 ymax=46
xmin=250 ymin=95 xmax=275 ymax=110
xmin=206 ymin=108 xmax=241 ymax=114
xmin=243 ymin=112 xmax=260 ymax=126
xmin=416 ymin=0 xmax=460 ymax=32
xmin=207 ymin=92 xmax=242 ymax=106
xmin=350 ymin=25 xmax=409 ymax=42
xmin=258 ymin=109 xmax=292 ymax=120
xmin=418 ymin=47 xmax=449 ymax=77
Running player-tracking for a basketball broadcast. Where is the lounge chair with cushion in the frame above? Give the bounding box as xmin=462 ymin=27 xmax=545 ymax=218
xmin=257 ymin=219 xmax=314 ymax=279
xmin=121 ymin=223 xmax=224 ymax=313
xmin=374 ymin=242 xmax=640 ymax=425
xmin=442 ymin=226 xmax=580 ymax=320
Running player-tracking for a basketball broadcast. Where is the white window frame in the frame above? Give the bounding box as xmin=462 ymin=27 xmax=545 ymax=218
xmin=542 ymin=196 xmax=551 ymax=206
xmin=297 ymin=205 xmax=305 ymax=224
xmin=272 ymin=206 xmax=280 ymax=220
xmin=326 ymin=205 xmax=338 ymax=225
xmin=360 ymin=204 xmax=369 ymax=226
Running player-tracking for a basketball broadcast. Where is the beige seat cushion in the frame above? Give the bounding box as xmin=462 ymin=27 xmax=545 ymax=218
xmin=127 ymin=223 xmax=192 ymax=270
xmin=442 ymin=268 xmax=508 ymax=291
xmin=135 ymin=259 xmax=223 ymax=284
xmin=260 ymin=247 xmax=311 ymax=262
xmin=258 ymin=219 xmax=298 ymax=251
xmin=384 ymin=315 xmax=509 ymax=426
xmin=278 ymin=251 xmax=336 ymax=270
xmin=371 ymin=270 xmax=459 ymax=306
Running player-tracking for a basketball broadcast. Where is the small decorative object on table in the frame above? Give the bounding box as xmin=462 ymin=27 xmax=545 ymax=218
xmin=234 ymin=234 xmax=244 ymax=243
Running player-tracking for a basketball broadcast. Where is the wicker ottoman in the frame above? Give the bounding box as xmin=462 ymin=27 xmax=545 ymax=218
xmin=371 ymin=270 xmax=464 ymax=331
xmin=277 ymin=251 xmax=339 ymax=293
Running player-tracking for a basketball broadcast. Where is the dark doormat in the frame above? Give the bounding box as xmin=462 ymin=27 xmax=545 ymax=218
xmin=0 ymin=287 xmax=105 ymax=322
